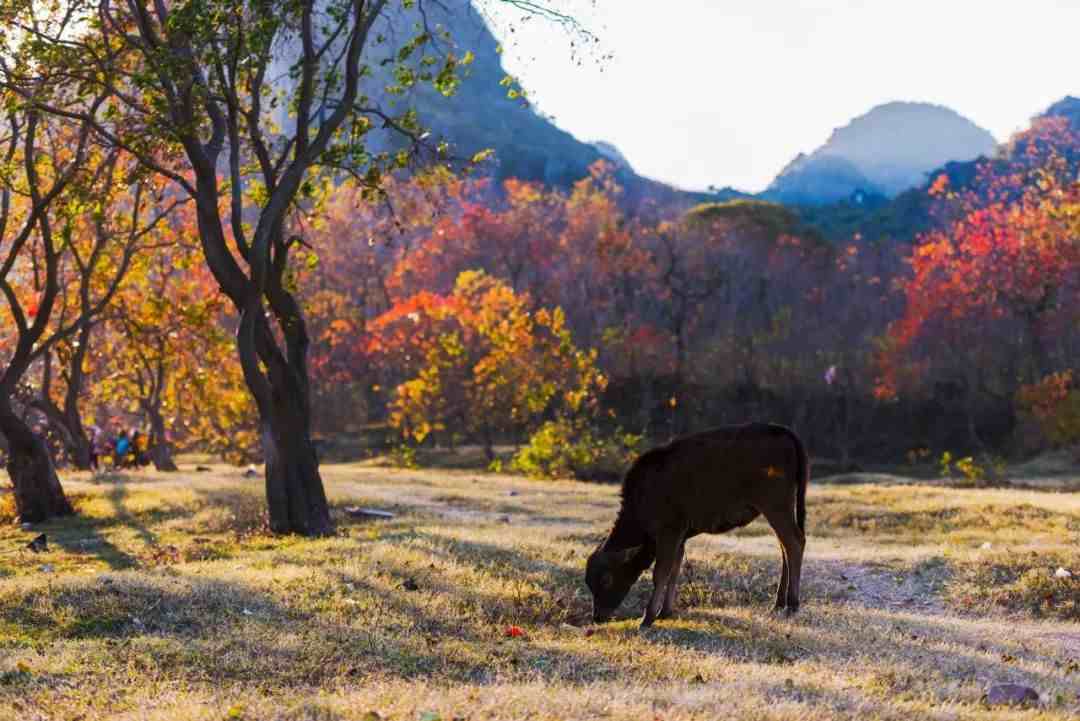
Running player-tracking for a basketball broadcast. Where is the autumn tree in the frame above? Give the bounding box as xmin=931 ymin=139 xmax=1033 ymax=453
xmin=0 ymin=97 xmax=99 ymax=520
xmin=8 ymin=0 xmax=586 ymax=534
xmin=26 ymin=154 xmax=177 ymax=470
xmin=92 ymin=210 xmax=256 ymax=470
xmin=882 ymin=168 xmax=1080 ymax=449
xmin=388 ymin=176 xmax=566 ymax=303
xmin=369 ymin=270 xmax=604 ymax=461
xmin=298 ymin=170 xmax=472 ymax=431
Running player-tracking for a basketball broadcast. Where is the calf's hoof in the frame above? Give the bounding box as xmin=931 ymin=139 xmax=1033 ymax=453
xmin=784 ymin=602 xmax=800 ymax=617
xmin=658 ymin=608 xmax=677 ymax=620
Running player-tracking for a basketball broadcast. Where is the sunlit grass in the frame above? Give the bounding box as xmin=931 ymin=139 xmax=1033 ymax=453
xmin=0 ymin=463 xmax=1077 ymax=719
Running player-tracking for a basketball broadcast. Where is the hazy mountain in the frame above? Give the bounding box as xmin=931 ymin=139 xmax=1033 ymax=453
xmin=790 ymin=96 xmax=1080 ymax=243
xmin=764 ymin=102 xmax=997 ymax=206
xmin=1040 ymin=95 xmax=1080 ymax=128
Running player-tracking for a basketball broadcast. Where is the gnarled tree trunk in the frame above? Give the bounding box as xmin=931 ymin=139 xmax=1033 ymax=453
xmin=261 ymin=411 xmax=331 ymax=536
xmin=238 ymin=292 xmax=333 ymax=536
xmin=0 ymin=400 xmax=73 ymax=523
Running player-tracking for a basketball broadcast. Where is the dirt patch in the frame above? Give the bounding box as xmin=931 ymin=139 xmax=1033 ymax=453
xmin=812 ymin=557 xmax=950 ymax=614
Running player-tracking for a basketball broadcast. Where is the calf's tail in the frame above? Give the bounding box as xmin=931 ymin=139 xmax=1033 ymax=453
xmin=787 ymin=428 xmax=809 ymax=533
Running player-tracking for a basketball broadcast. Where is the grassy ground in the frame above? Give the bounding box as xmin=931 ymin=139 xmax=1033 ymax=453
xmin=0 ymin=460 xmax=1078 ymax=720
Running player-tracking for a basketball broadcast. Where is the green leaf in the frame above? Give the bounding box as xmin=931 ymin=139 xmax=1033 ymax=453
xmin=471 ymin=148 xmax=494 ymax=164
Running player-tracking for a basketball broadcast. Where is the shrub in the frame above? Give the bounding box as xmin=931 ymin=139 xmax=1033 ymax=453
xmin=1016 ymin=370 xmax=1080 ymax=450
xmin=511 ymin=420 xmax=643 ymax=481
xmin=939 ymin=451 xmax=995 ymax=486
xmin=388 ymin=444 xmax=419 ymax=470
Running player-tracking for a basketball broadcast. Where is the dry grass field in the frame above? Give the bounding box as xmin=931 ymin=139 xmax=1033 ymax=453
xmin=0 ymin=459 xmax=1078 ymax=720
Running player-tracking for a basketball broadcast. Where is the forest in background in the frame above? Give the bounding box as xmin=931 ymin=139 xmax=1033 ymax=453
xmin=4 ymin=113 xmax=1078 ymax=481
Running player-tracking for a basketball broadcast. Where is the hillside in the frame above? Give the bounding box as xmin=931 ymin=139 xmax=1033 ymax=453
xmin=765 ymin=102 xmax=997 ymax=206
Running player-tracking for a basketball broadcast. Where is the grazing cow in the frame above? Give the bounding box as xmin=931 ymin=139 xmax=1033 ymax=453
xmin=585 ymin=423 xmax=809 ymax=627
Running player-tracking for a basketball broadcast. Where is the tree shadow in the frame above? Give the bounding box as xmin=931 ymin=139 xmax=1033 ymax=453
xmin=104 ymin=483 xmax=160 ymax=547
xmin=28 ymin=501 xmax=141 ymax=571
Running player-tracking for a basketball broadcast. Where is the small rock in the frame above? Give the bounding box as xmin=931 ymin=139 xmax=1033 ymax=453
xmin=1054 ymin=567 xmax=1072 ymax=579
xmin=986 ymin=683 xmax=1039 ymax=706
xmin=979 ymin=542 xmax=993 ymax=550
xmin=499 ymin=515 xmax=511 ymax=524
xmin=508 ymin=490 xmax=519 ymax=497
xmin=242 ymin=464 xmax=258 ymax=478
xmin=39 ymin=564 xmax=54 ymax=573
xmin=195 ymin=465 xmax=212 ymax=472
xmin=402 ymin=577 xmax=419 ymax=591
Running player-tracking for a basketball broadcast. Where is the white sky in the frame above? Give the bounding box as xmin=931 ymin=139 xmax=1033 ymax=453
xmin=483 ymin=0 xmax=1080 ymax=192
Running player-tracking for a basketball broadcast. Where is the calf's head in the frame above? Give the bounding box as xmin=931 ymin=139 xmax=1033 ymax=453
xmin=586 ymin=545 xmax=646 ymax=622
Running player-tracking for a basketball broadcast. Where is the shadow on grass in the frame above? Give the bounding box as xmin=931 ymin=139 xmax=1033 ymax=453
xmin=4 ymin=475 xmax=1073 ymax=712
xmin=32 ymin=494 xmax=141 ymax=571
xmin=105 ymin=484 xmax=160 ymax=547
xmin=0 ymin=523 xmax=1073 ymax=711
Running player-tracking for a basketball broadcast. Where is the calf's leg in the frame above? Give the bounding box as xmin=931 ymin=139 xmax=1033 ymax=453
xmin=659 ymin=540 xmax=686 ymax=620
xmin=642 ymin=528 xmax=685 ymax=628
xmin=762 ymin=507 xmax=805 ymax=614
xmin=785 ymin=525 xmax=805 ymax=613
xmin=773 ymin=545 xmax=790 ymax=611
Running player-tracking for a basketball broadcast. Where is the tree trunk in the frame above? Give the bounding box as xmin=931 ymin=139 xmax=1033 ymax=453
xmin=261 ymin=404 xmax=332 ymax=536
xmin=147 ymin=407 xmax=178 ymax=472
xmin=236 ymin=301 xmax=333 ymax=536
xmin=0 ymin=402 xmax=73 ymax=523
xmin=31 ymin=397 xmax=92 ymax=470
xmin=481 ymin=427 xmax=495 ymax=465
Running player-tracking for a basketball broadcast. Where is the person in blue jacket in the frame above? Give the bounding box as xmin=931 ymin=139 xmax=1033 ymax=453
xmin=114 ymin=430 xmax=131 ymax=469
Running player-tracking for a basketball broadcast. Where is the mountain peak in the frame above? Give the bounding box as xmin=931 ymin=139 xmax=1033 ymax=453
xmin=765 ymin=101 xmax=996 ymax=205
xmin=1039 ymin=96 xmax=1080 ymax=128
